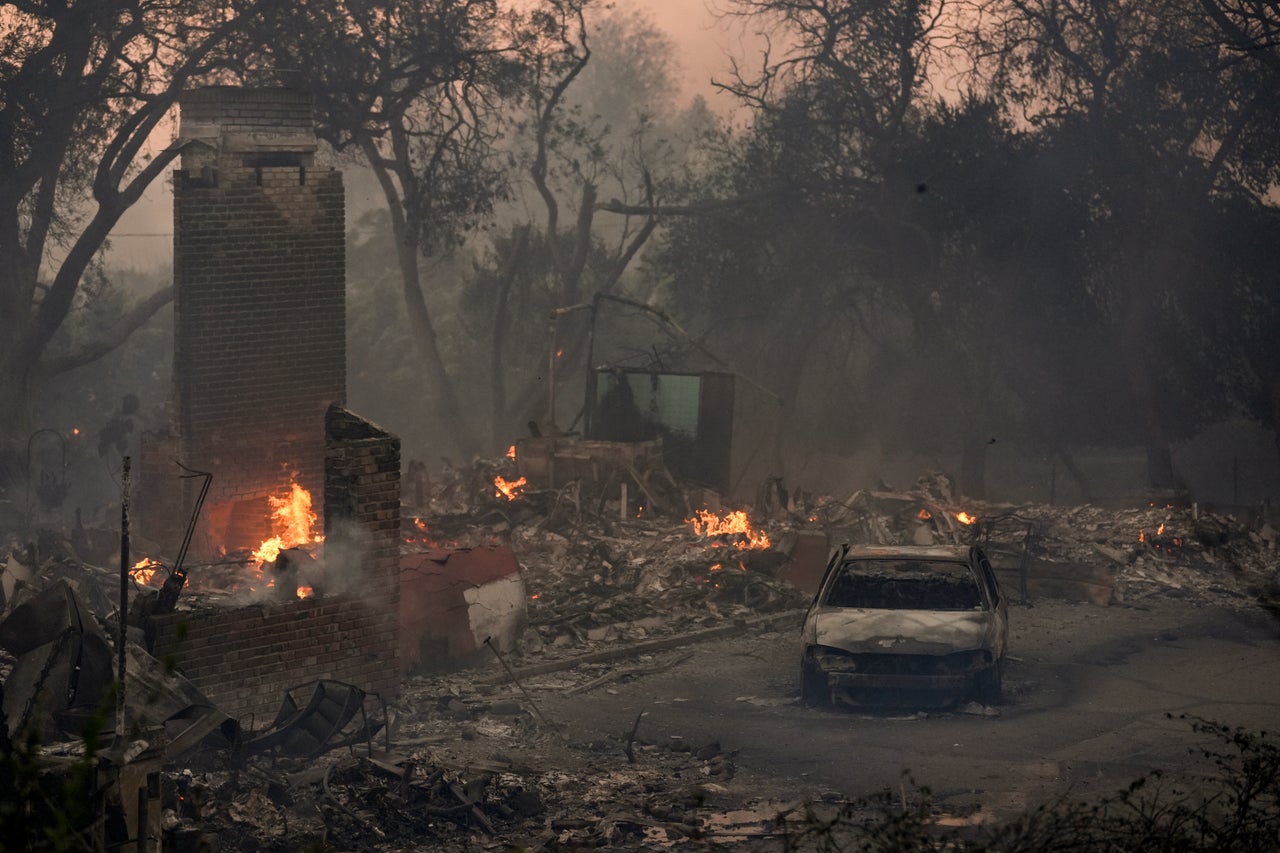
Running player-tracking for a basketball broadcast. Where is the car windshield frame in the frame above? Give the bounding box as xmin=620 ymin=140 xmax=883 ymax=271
xmin=820 ymin=557 xmax=987 ymax=612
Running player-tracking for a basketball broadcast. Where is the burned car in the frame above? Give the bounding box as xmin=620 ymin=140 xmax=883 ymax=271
xmin=800 ymin=544 xmax=1008 ymax=708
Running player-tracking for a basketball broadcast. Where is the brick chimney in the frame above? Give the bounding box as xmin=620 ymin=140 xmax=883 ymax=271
xmin=170 ymin=86 xmax=346 ymax=549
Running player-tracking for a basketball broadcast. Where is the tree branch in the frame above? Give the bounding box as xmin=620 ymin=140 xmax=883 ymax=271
xmin=595 ymin=186 xmax=795 ymax=216
xmin=42 ymin=285 xmax=174 ymax=377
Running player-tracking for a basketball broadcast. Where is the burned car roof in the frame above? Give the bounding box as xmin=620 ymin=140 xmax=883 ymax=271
xmin=838 ymin=544 xmax=973 ymax=561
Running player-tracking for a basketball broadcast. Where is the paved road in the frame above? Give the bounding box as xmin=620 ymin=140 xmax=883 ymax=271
xmin=536 ymin=598 xmax=1280 ymax=817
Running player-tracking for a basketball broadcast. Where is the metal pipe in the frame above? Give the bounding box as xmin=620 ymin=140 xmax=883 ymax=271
xmin=118 ymin=456 xmax=131 ymax=738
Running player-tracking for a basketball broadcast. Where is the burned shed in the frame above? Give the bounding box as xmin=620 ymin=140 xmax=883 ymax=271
xmin=587 ymin=369 xmax=735 ymax=495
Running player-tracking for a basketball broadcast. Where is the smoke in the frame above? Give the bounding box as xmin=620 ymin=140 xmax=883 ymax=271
xmin=314 ymin=517 xmax=374 ymax=599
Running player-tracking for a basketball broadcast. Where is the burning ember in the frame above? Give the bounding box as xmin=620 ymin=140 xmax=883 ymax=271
xmin=251 ymin=482 xmax=320 ymax=565
xmin=1139 ymin=523 xmax=1184 ymax=550
xmin=685 ymin=509 xmax=771 ymax=550
xmin=494 ymin=475 xmax=527 ymax=501
xmin=404 ymin=516 xmax=437 ymax=548
xmin=956 ymin=511 xmax=977 ymax=525
xmin=131 ymin=557 xmax=163 ymax=586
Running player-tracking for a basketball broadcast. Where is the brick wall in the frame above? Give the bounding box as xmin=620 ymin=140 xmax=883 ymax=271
xmin=179 ymin=87 xmax=315 ymax=145
xmin=151 ymin=598 xmax=398 ymax=724
xmin=171 ymin=87 xmax=344 ymax=546
xmin=150 ymin=407 xmax=403 ymax=722
xmin=325 ymin=406 xmax=401 ymax=602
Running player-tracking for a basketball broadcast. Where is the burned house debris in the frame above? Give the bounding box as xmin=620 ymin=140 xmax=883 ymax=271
xmin=3 ymin=445 xmax=1280 ymax=849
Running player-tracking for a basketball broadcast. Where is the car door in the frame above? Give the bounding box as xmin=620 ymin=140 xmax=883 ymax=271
xmin=971 ymin=546 xmax=1008 ymax=653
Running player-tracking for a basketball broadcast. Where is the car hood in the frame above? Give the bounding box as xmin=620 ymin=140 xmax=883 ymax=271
xmin=808 ymin=607 xmax=996 ymax=655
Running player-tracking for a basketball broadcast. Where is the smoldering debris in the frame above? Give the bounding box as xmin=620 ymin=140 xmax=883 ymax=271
xmin=2 ymin=452 xmax=1278 ymax=850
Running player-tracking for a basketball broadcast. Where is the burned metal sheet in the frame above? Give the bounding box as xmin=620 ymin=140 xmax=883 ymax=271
xmin=248 ymin=680 xmax=383 ymax=759
xmin=0 ymin=579 xmax=115 ymax=738
xmin=124 ymin=643 xmax=238 ymax=759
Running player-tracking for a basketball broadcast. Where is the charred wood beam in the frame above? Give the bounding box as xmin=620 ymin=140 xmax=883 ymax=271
xmin=478 ymin=610 xmax=804 ymax=686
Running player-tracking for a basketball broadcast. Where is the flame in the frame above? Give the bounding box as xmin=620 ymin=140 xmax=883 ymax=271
xmin=956 ymin=511 xmax=977 ymax=525
xmin=494 ymin=475 xmax=527 ymax=500
xmin=506 ymin=444 xmax=517 ymax=460
xmin=1156 ymin=522 xmax=1165 ymax=535
xmin=917 ymin=508 xmax=932 ymax=520
xmin=72 ymin=427 xmax=81 ymax=436
xmin=404 ymin=515 xmax=438 ymax=548
xmin=1139 ymin=530 xmax=1146 ymax=542
xmin=296 ymin=585 xmax=314 ymax=600
xmin=685 ymin=509 xmax=770 ymax=550
xmin=131 ymin=557 xmax=163 ymax=586
xmin=251 ymin=482 xmax=318 ymax=564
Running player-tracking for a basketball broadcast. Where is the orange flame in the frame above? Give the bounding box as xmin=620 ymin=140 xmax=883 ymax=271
xmin=506 ymin=444 xmax=517 ymax=460
xmin=404 ymin=516 xmax=437 ymax=547
xmin=494 ymin=475 xmax=527 ymax=500
xmin=296 ymin=585 xmax=315 ymax=600
xmin=1156 ymin=522 xmax=1165 ymax=535
xmin=956 ymin=511 xmax=977 ymax=525
xmin=685 ymin=509 xmax=770 ymax=550
xmin=917 ymin=508 xmax=932 ymax=520
xmin=131 ymin=557 xmax=163 ymax=586
xmin=251 ymin=482 xmax=318 ymax=564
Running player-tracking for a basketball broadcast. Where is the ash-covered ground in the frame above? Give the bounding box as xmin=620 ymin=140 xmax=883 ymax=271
xmin=3 ymin=462 xmax=1278 ymax=851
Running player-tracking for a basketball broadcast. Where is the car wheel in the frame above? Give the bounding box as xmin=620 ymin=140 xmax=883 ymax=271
xmin=800 ymin=661 xmax=829 ymax=707
xmin=975 ymin=660 xmax=1004 ymax=705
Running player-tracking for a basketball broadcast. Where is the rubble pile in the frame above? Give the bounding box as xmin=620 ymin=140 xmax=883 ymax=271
xmin=2 ymin=456 xmax=1278 ymax=849
xmin=406 ymin=456 xmax=807 ymax=666
xmin=988 ymin=502 xmax=1278 ymax=608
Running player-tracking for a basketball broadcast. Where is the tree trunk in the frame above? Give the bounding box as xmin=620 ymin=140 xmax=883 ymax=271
xmin=363 ymin=146 xmax=482 ymax=460
xmin=392 ymin=226 xmax=481 ymax=460
xmin=1055 ymin=447 xmax=1094 ymax=504
xmin=0 ymin=349 xmax=35 ymax=495
xmin=1119 ymin=249 xmax=1184 ymax=495
xmin=489 ymin=227 xmax=531 ymax=449
xmin=959 ymin=435 xmax=988 ymax=501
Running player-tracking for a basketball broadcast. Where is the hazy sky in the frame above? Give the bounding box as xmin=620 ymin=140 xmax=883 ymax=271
xmin=107 ymin=0 xmax=756 ymax=270
xmin=635 ymin=0 xmax=758 ymax=105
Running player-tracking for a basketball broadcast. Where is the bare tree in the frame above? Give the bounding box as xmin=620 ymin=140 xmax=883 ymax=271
xmin=255 ymin=0 xmax=546 ymax=459
xmin=478 ymin=2 xmax=679 ymax=443
xmin=0 ymin=0 xmax=268 ymax=470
